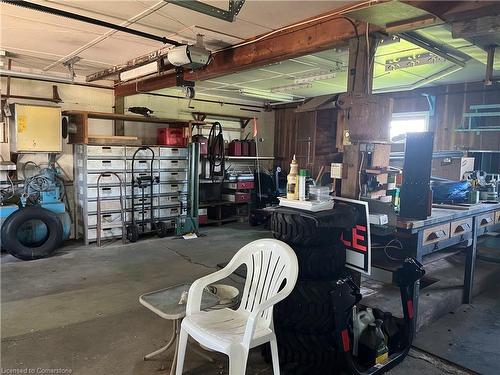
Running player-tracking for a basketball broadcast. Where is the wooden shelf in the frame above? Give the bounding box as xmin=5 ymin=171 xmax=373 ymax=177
xmin=201 ymin=216 xmax=246 ymax=226
xmin=191 ymin=112 xmax=256 ymax=128
xmin=63 ymin=110 xmax=190 ymax=125
xmin=201 ymin=155 xmax=274 ymax=161
xmin=63 ymin=110 xmax=193 ymax=144
xmin=200 ymin=200 xmax=249 ymax=208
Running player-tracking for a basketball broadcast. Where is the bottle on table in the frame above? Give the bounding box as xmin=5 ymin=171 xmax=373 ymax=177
xmin=287 ymin=155 xmax=299 ymax=200
xmin=298 ymin=169 xmax=308 ymax=201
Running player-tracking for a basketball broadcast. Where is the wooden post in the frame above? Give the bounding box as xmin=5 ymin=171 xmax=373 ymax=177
xmin=114 ymin=96 xmax=125 ymax=136
xmin=340 ymin=33 xmax=378 ymax=199
xmin=337 ymin=34 xmax=378 ymax=150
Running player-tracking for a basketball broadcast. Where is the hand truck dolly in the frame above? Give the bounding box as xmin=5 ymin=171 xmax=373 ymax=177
xmin=126 ymin=146 xmax=168 ymax=242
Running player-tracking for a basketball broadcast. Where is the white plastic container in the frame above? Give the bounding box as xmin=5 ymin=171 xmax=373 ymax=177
xmin=309 ymin=186 xmax=330 ymax=202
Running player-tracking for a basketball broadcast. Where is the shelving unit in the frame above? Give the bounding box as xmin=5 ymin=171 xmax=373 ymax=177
xmin=62 ymin=110 xmax=195 ymax=144
xmin=199 ymin=201 xmax=249 ymax=226
xmin=74 ymin=144 xmax=189 ymax=244
xmin=456 ymin=104 xmax=500 ymax=132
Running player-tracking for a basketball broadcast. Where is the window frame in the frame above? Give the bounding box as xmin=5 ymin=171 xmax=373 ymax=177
xmin=390 ymin=111 xmax=430 ymax=141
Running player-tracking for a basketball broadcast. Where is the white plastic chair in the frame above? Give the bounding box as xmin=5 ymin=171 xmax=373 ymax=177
xmin=175 ymin=239 xmax=299 ymax=375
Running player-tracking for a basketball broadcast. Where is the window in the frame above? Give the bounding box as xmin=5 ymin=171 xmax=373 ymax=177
xmin=390 ymin=112 xmax=429 ymax=141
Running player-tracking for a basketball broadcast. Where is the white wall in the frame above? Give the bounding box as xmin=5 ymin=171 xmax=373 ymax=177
xmin=124 ymin=92 xmax=275 ymax=156
xmin=0 ymin=77 xmax=114 ymax=178
xmin=1 ymin=78 xmax=275 ymax=172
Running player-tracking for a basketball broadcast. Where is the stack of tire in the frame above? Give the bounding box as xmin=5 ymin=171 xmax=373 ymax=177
xmin=268 ymin=208 xmax=351 ymax=375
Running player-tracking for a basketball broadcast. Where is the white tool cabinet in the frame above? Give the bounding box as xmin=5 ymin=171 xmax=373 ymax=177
xmin=75 ymin=144 xmax=189 ymax=244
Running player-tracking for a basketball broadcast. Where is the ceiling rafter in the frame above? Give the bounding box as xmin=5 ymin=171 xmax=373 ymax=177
xmin=115 ymin=15 xmax=373 ymax=97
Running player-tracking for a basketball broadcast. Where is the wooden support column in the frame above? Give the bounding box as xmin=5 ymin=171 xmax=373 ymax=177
xmin=340 ymin=33 xmax=375 ymax=199
xmin=114 ymin=96 xmax=125 ymax=136
xmin=337 ymin=34 xmax=378 ymax=150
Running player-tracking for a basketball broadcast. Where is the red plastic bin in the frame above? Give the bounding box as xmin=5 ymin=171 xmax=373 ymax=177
xmin=157 ymin=128 xmax=186 ymax=146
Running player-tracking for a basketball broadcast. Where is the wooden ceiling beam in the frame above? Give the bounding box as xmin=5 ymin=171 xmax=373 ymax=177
xmin=115 ymin=16 xmax=371 ymax=97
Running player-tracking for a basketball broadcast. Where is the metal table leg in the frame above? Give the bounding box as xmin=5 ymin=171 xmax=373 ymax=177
xmin=144 ymin=318 xmax=214 ymax=374
xmin=144 ymin=319 xmax=178 ymax=360
xmin=463 ymin=217 xmax=478 ymax=304
xmin=411 ymin=231 xmax=424 ymax=336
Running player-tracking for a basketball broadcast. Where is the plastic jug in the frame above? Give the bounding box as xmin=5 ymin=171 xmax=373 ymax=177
xmin=352 ymin=307 xmax=375 ymax=356
xmin=382 ymin=312 xmax=401 ymax=354
xmin=358 ymin=319 xmax=389 ymax=367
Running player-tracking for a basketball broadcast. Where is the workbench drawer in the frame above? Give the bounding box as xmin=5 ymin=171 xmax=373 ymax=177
xmin=158 ymin=207 xmax=186 ymax=218
xmin=126 ymin=159 xmax=159 ymax=171
xmin=159 ymin=147 xmax=188 ymax=158
xmin=87 ymin=212 xmax=124 ymax=227
xmin=160 ymin=159 xmax=188 ymax=170
xmin=87 ymin=186 xmax=124 ymax=199
xmin=450 ymin=218 xmax=473 ymax=237
xmin=126 ymin=185 xmax=160 ymax=196
xmin=158 ymin=195 xmax=187 ymax=207
xmin=85 ymin=172 xmax=125 ymax=186
xmin=477 ymin=213 xmax=495 ymax=228
xmin=87 ymin=199 xmax=123 ymax=213
xmin=87 ymin=227 xmax=123 ymax=241
xmin=126 ymin=146 xmax=159 ymax=159
xmin=422 ymin=223 xmax=450 ymax=246
xmin=126 ymin=171 xmax=161 ymax=183
xmin=159 ymin=183 xmax=187 ymax=194
xmin=495 ymin=210 xmax=500 ymax=224
xmin=160 ymin=171 xmax=188 ymax=182
xmin=86 ymin=159 xmax=125 ymax=171
xmin=86 ymin=145 xmax=125 ymax=157
xmin=126 ymin=209 xmax=152 ymax=222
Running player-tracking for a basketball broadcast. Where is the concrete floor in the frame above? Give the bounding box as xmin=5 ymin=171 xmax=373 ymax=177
xmin=414 ymin=286 xmax=500 ymax=375
xmin=0 ymin=224 xmax=480 ymax=375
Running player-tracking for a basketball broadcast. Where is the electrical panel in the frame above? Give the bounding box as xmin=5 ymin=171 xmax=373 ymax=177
xmin=10 ymin=104 xmax=62 ymax=153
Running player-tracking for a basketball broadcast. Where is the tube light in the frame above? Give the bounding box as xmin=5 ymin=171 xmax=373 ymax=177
xmin=238 ymin=88 xmax=296 ymax=101
xmin=294 ymin=71 xmax=336 ymax=84
xmin=120 ymin=62 xmax=158 ymax=81
xmin=271 ymin=82 xmax=313 ymax=93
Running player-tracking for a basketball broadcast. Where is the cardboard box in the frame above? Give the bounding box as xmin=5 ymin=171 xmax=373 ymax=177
xmin=432 ymin=157 xmax=474 ymax=181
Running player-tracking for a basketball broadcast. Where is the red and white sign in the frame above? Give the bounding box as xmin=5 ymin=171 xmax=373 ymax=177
xmin=333 ymin=197 xmax=372 ymax=275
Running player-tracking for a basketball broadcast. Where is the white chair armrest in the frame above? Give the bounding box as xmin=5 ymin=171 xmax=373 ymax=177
xmin=186 ymin=262 xmax=240 ymax=316
xmin=242 ymin=293 xmax=284 ymax=348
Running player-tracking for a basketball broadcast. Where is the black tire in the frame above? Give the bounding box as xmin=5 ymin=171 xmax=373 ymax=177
xmin=274 ymin=280 xmax=339 ymax=333
xmin=126 ymin=224 xmax=139 ymax=243
xmin=294 ymin=243 xmax=346 ymax=280
xmin=276 ymin=330 xmax=338 ymax=369
xmin=271 ymin=211 xmax=342 ymax=246
xmin=155 ymin=221 xmax=169 ymax=238
xmin=1 ymin=206 xmax=63 ymax=261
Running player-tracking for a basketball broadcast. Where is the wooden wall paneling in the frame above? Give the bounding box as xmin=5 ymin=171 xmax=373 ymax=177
xmin=315 ymin=109 xmax=340 ymax=177
xmin=341 ymin=144 xmax=362 ymax=199
xmin=67 ymin=113 xmax=88 ymax=144
xmin=295 ymin=111 xmax=316 ymax=171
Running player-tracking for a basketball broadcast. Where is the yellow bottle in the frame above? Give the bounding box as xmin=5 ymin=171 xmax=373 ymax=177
xmin=287 ymin=155 xmax=299 ymax=200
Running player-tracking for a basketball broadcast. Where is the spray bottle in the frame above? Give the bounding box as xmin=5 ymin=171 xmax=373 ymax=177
xmin=287 ymin=155 xmax=299 ymax=200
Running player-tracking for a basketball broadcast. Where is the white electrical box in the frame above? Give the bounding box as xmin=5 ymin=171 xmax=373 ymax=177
xmin=9 ymin=104 xmax=62 ymax=153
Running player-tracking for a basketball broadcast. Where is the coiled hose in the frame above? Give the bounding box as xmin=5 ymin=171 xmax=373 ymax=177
xmin=207 ymin=122 xmax=225 ymax=180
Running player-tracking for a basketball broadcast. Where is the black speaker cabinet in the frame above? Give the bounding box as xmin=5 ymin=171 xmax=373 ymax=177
xmin=400 ymin=132 xmax=434 ymax=220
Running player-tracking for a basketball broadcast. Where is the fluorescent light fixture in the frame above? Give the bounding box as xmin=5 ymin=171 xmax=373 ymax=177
xmin=385 ymin=52 xmax=446 ymax=72
xmin=271 ymin=82 xmax=312 ymax=93
xmin=238 ymin=88 xmax=295 ymax=101
xmin=294 ymin=70 xmax=337 ymax=84
xmin=120 ymin=62 xmax=158 ymax=81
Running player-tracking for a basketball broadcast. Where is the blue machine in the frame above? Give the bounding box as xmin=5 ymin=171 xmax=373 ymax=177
xmin=0 ymin=166 xmax=71 ymax=256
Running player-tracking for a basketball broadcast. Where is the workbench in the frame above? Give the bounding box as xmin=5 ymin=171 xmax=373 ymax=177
xmin=389 ymin=202 xmax=500 ymax=333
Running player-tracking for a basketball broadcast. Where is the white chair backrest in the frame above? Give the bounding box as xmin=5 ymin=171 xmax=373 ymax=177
xmin=233 ymin=239 xmax=298 ymax=324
